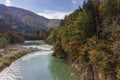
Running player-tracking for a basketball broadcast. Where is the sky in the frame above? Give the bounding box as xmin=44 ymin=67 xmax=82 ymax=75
xmin=0 ymin=0 xmax=83 ymax=19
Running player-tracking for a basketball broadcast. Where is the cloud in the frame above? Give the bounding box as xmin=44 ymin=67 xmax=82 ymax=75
xmin=72 ymin=0 xmax=83 ymax=6
xmin=5 ymin=0 xmax=12 ymax=6
xmin=37 ymin=10 xmax=72 ymax=19
xmin=72 ymin=0 xmax=78 ymax=5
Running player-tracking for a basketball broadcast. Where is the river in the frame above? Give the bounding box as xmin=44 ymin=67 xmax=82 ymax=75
xmin=0 ymin=41 xmax=80 ymax=80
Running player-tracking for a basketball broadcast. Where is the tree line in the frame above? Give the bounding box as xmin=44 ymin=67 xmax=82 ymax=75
xmin=0 ymin=30 xmax=24 ymax=54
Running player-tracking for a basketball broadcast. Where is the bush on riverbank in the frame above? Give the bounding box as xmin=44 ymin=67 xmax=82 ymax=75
xmin=0 ymin=30 xmax=24 ymax=54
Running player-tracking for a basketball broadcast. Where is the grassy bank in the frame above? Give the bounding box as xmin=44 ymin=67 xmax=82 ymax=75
xmin=0 ymin=50 xmax=28 ymax=71
xmin=0 ymin=46 xmax=40 ymax=72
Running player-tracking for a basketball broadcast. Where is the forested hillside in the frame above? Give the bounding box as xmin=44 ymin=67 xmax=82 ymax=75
xmin=0 ymin=4 xmax=60 ymax=37
xmin=47 ymin=0 xmax=120 ymax=80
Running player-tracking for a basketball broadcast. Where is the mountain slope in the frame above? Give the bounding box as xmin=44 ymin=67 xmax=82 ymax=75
xmin=0 ymin=4 xmax=60 ymax=35
xmin=47 ymin=19 xmax=60 ymax=29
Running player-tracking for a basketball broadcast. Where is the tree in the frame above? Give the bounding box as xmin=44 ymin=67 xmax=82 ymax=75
xmin=83 ymin=0 xmax=101 ymax=42
xmin=99 ymin=0 xmax=118 ymax=20
xmin=0 ymin=34 xmax=9 ymax=54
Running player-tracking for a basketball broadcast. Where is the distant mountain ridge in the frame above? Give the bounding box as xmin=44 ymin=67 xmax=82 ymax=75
xmin=0 ymin=4 xmax=60 ymax=35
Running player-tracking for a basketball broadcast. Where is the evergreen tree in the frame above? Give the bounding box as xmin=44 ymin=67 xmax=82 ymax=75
xmin=99 ymin=0 xmax=118 ymax=19
xmin=83 ymin=0 xmax=101 ymax=41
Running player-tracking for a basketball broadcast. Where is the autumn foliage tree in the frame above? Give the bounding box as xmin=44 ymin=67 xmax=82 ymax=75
xmin=0 ymin=30 xmax=24 ymax=44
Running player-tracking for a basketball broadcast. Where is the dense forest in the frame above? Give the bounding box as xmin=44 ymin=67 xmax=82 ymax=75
xmin=47 ymin=0 xmax=120 ymax=80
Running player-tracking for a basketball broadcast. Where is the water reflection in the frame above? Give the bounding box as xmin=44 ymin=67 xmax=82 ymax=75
xmin=49 ymin=56 xmax=80 ymax=80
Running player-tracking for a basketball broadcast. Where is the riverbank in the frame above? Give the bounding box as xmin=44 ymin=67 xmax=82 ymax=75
xmin=0 ymin=44 xmax=40 ymax=72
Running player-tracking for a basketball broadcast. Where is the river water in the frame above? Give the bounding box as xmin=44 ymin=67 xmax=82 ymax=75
xmin=0 ymin=41 xmax=80 ymax=80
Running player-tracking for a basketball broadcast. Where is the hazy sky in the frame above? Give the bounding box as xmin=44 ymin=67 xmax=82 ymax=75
xmin=0 ymin=0 xmax=83 ymax=19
